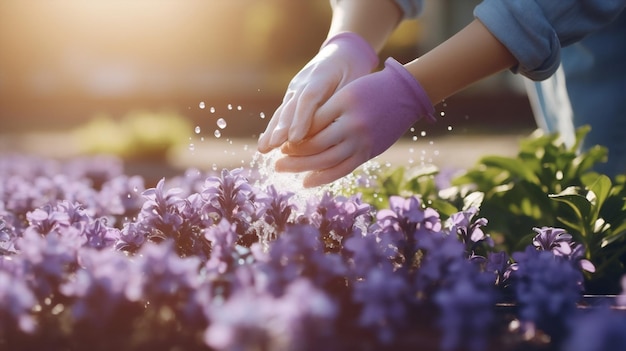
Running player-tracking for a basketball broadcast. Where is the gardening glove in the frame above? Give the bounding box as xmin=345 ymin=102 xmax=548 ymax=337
xmin=276 ymin=57 xmax=436 ymax=188
xmin=257 ymin=32 xmax=378 ymax=153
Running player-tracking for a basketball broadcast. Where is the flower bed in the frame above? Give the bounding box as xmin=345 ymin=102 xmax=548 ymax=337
xmin=1 ymin=150 xmax=625 ymax=351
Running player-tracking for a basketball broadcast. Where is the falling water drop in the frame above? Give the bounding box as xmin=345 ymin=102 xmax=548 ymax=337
xmin=227 ymin=104 xmax=233 ymax=110
xmin=237 ymin=105 xmax=242 ymax=111
xmin=420 ymin=131 xmax=427 ymax=137
xmin=440 ymin=111 xmax=446 ymax=117
xmin=217 ymin=118 xmax=227 ymax=129
xmin=189 ymin=143 xmax=195 ymax=151
xmin=200 ymin=136 xmax=205 ymax=141
xmin=199 ymin=101 xmax=205 ymax=109
xmin=412 ymin=136 xmax=418 ymax=141
xmin=214 ymin=130 xmax=221 ymax=138
xmin=210 ymin=107 xmax=216 ymax=113
xmin=194 ymin=126 xmax=201 ymax=134
xmin=447 ymin=125 xmax=453 ymax=131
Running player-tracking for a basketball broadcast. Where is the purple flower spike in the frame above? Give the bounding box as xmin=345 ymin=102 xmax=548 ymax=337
xmin=532 ymin=226 xmax=573 ymax=253
xmin=448 ymin=207 xmax=493 ymax=256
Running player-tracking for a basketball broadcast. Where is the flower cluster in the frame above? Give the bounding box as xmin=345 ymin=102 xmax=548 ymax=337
xmin=1 ymin=154 xmax=624 ymax=351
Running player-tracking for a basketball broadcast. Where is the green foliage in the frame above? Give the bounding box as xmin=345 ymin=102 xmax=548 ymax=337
xmin=348 ymin=165 xmax=460 ymax=219
xmin=348 ymin=126 xmax=626 ymax=293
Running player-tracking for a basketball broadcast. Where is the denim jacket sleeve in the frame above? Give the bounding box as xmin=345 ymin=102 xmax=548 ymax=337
xmin=474 ymin=0 xmax=626 ymax=80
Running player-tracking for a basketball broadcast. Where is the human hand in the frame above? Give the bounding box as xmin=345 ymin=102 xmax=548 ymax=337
xmin=275 ymin=58 xmax=435 ymax=188
xmin=257 ymin=32 xmax=378 ymax=153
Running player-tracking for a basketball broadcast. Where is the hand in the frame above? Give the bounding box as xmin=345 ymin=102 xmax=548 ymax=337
xmin=275 ymin=58 xmax=436 ymax=188
xmin=257 ymin=32 xmax=378 ymax=153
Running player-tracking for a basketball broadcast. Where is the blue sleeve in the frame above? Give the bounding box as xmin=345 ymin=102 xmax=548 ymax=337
xmin=392 ymin=0 xmax=424 ymax=19
xmin=474 ymin=0 xmax=626 ymax=81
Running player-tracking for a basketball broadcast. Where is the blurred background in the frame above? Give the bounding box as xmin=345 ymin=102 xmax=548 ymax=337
xmin=0 ymin=0 xmax=535 ymax=176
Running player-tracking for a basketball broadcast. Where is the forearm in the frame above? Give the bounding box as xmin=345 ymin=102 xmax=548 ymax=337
xmin=405 ymin=19 xmax=517 ymax=104
xmin=327 ymin=0 xmax=403 ymax=52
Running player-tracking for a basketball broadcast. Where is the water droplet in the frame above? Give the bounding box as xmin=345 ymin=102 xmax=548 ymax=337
xmin=189 ymin=143 xmax=195 ymax=151
xmin=429 ymin=140 xmax=434 ymax=145
xmin=447 ymin=125 xmax=453 ymax=131
xmin=412 ymin=136 xmax=418 ymax=141
xmin=194 ymin=126 xmax=201 ymax=134
xmin=227 ymin=104 xmax=233 ymax=110
xmin=133 ymin=186 xmax=138 ymax=192
xmin=237 ymin=105 xmax=242 ymax=111
xmin=217 ymin=118 xmax=227 ymax=129
xmin=199 ymin=101 xmax=205 ymax=109
xmin=420 ymin=131 xmax=427 ymax=137
xmin=127 ymin=193 xmax=131 ymax=199
xmin=440 ymin=111 xmax=446 ymax=117
xmin=214 ymin=130 xmax=221 ymax=138
xmin=210 ymin=107 xmax=216 ymax=113
xmin=259 ymin=112 xmax=266 ymax=119
xmin=410 ymin=127 xmax=415 ymax=132
xmin=200 ymin=136 xmax=205 ymax=141
xmin=211 ymin=164 xmax=218 ymax=171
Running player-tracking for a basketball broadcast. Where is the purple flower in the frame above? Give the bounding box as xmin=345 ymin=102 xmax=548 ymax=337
xmin=26 ymin=204 xmax=70 ymax=235
xmin=205 ymin=219 xmax=239 ymax=275
xmin=0 ymin=271 xmax=37 ymax=333
xmin=562 ymin=307 xmax=626 ymax=351
xmin=140 ymin=178 xmax=185 ymax=234
xmin=205 ymin=278 xmax=336 ymax=351
xmin=82 ymin=217 xmax=120 ymax=250
xmin=352 ymin=265 xmax=411 ymax=344
xmin=532 ymin=227 xmax=595 ymax=273
xmin=256 ymin=184 xmax=295 ymax=236
xmin=259 ymin=224 xmax=346 ymax=297
xmin=60 ymin=248 xmax=143 ymax=323
xmin=202 ymin=168 xmax=256 ymax=229
xmin=447 ymin=207 xmax=493 ymax=257
xmin=0 ymin=217 xmax=17 ymax=255
xmin=532 ymin=226 xmax=573 ymax=253
xmin=434 ymin=263 xmax=497 ymax=351
xmin=485 ymin=251 xmax=513 ymax=287
xmin=510 ymin=246 xmax=583 ymax=339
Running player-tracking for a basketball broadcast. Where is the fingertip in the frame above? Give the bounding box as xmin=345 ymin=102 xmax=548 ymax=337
xmin=302 ymin=172 xmax=324 ymax=188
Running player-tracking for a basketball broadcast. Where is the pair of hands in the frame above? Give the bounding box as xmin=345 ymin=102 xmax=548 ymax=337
xmin=257 ymin=33 xmax=435 ymax=188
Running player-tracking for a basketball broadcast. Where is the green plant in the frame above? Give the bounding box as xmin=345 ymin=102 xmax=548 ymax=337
xmin=549 ymin=173 xmax=626 ymax=293
xmin=348 ymin=126 xmax=626 ymax=293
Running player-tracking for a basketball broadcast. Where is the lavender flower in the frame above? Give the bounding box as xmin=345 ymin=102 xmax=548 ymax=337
xmin=256 ymin=184 xmax=295 ymax=236
xmin=447 ymin=206 xmax=493 ymax=257
xmin=510 ymin=246 xmax=583 ymax=340
xmin=352 ymin=265 xmax=411 ymax=344
xmin=139 ymin=178 xmax=185 ymax=239
xmin=202 ymin=168 xmax=256 ymax=233
xmin=0 ymin=270 xmax=37 ymax=333
xmin=205 ymin=278 xmax=337 ymax=351
xmin=532 ymin=226 xmax=595 ymax=273
xmin=434 ymin=264 xmax=497 ymax=351
xmin=562 ymin=307 xmax=626 ymax=351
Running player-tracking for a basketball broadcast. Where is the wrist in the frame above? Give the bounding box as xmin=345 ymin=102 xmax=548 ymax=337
xmin=321 ymin=32 xmax=379 ymax=71
xmin=384 ymin=57 xmax=436 ymax=123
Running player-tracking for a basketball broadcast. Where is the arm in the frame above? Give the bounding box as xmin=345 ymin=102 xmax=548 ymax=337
xmin=405 ymin=18 xmax=516 ymax=104
xmin=327 ymin=0 xmax=403 ymax=52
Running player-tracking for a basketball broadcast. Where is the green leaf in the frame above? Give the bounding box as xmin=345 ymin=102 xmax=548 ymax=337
xmin=480 ymin=156 xmax=540 ymax=184
xmin=582 ymin=173 xmax=612 ymax=220
xmin=549 ymin=188 xmax=592 ymax=234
